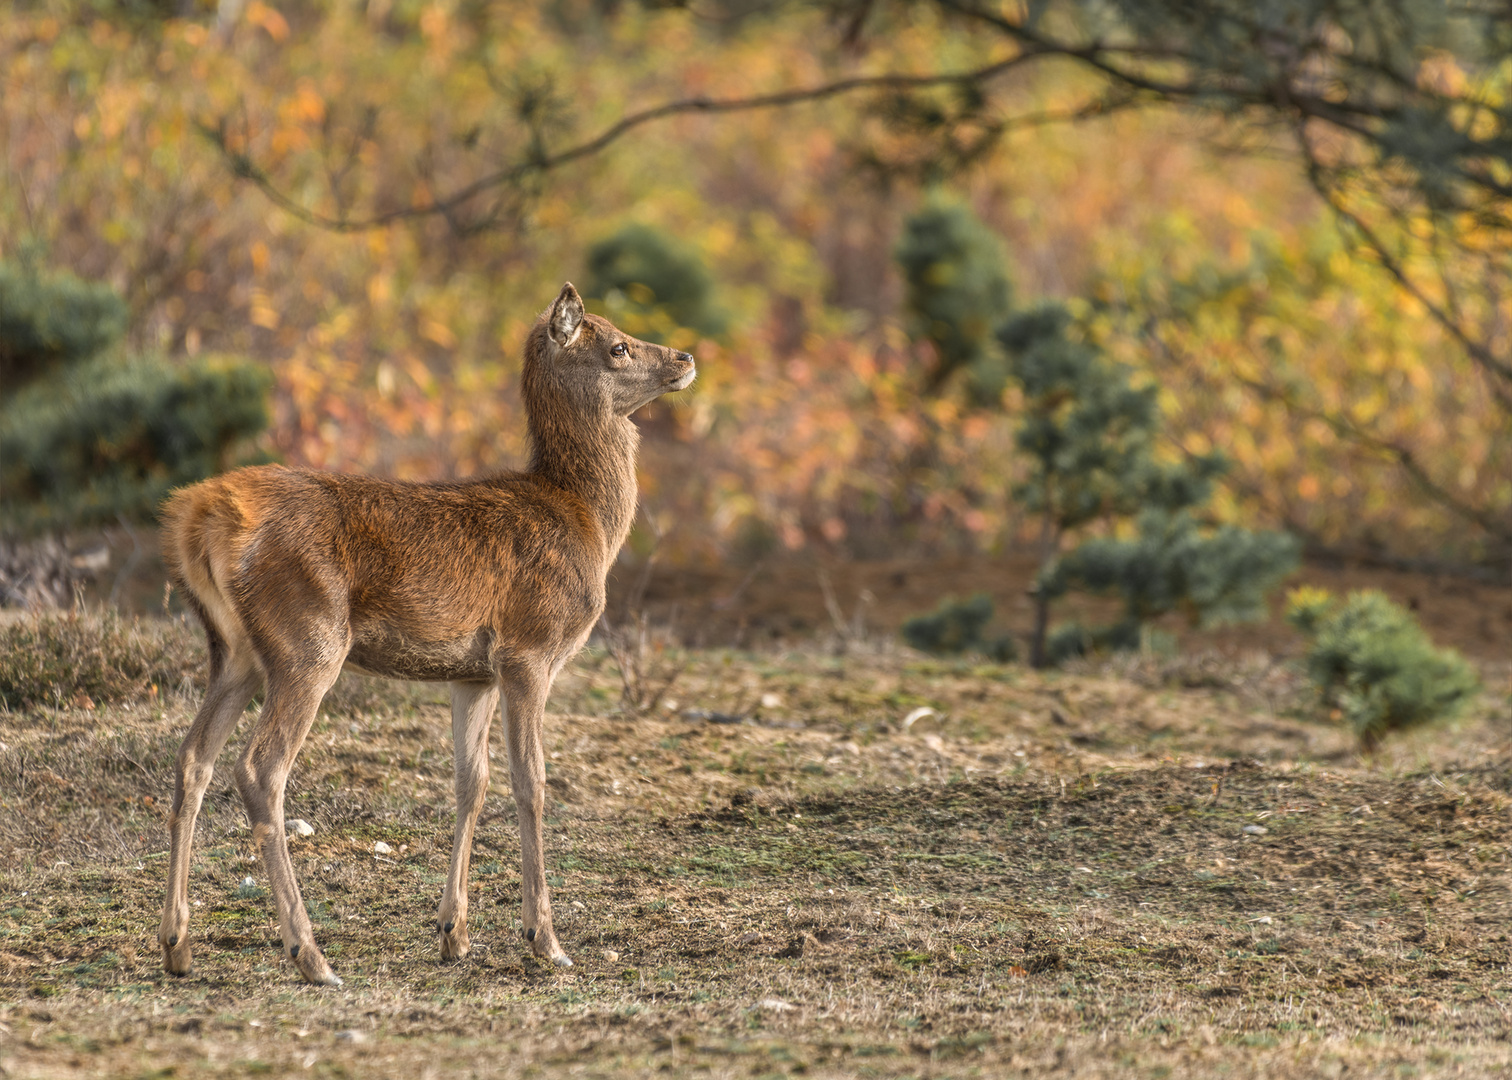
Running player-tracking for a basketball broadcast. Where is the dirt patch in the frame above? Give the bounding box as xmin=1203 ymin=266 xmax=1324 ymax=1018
xmin=3 ymin=646 xmax=1512 ymax=1077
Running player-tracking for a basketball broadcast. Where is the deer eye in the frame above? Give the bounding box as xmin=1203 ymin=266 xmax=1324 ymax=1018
xmin=610 ymin=342 xmax=629 ymax=359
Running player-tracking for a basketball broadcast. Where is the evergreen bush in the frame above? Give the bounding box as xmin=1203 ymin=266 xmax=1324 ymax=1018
xmin=901 ymin=593 xmax=1017 ymax=661
xmin=583 ymin=224 xmax=726 ymax=341
xmin=0 ymin=258 xmax=271 ymax=542
xmin=1043 ymin=620 xmax=1144 ymax=666
xmin=1051 ymin=509 xmax=1300 ymax=633
xmin=0 ymin=354 xmax=272 ymax=531
xmin=1286 ymin=587 xmax=1479 ymax=753
xmin=895 ymin=195 xmax=1012 ymax=404
xmin=0 ymin=261 xmax=128 ymax=392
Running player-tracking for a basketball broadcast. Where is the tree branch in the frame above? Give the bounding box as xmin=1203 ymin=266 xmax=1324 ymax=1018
xmin=203 ymin=53 xmax=1044 ymax=233
xmin=1298 ymin=135 xmax=1512 ymax=395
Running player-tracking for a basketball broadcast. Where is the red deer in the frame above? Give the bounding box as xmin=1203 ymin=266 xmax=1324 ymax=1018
xmin=156 ymin=283 xmax=694 ymax=984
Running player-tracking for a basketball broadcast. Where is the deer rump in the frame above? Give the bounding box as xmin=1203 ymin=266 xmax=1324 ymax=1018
xmin=164 ymin=465 xmax=606 ymax=685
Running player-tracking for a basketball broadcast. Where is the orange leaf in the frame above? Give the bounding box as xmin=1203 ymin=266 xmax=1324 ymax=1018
xmin=245 ymin=1 xmax=290 ymax=42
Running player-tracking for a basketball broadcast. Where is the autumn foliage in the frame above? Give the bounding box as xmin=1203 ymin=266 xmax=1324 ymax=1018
xmin=1 ymin=2 xmax=1507 ymax=567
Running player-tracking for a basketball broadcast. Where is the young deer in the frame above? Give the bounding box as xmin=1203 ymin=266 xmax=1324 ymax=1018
xmin=157 ymin=283 xmax=694 ymax=985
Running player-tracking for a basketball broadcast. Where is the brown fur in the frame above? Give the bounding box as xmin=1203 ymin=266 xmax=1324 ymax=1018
xmin=156 ymin=283 xmax=694 ymax=984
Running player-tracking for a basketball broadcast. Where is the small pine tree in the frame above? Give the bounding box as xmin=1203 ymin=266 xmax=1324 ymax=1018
xmin=0 ymin=260 xmax=270 ymax=539
xmin=1286 ymin=587 xmax=1479 ymax=754
xmin=895 ymin=195 xmax=1013 ymax=404
xmin=1000 ymin=304 xmax=1297 ymax=665
xmin=890 ymin=198 xmax=1296 ymax=663
xmin=583 ymin=224 xmax=726 ymax=342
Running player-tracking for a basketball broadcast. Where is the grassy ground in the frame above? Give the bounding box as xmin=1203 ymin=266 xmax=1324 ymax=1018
xmin=3 ymin=614 xmax=1512 ymax=1078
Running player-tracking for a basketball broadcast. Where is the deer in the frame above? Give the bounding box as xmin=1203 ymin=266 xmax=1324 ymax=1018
xmin=155 ymin=283 xmax=694 ymax=985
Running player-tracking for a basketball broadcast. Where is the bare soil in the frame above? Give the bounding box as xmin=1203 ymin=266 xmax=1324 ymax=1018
xmin=4 ymin=636 xmax=1512 ymax=1078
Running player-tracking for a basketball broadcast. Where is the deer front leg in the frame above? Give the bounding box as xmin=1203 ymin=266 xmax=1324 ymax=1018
xmin=235 ymin=657 xmax=345 ymax=986
xmin=501 ymin=664 xmax=572 ymax=967
xmin=437 ymin=680 xmax=500 ymax=961
xmin=159 ymin=652 xmax=261 ymax=976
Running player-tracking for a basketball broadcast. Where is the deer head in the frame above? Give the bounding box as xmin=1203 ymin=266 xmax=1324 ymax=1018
xmin=538 ymin=283 xmax=695 ymax=416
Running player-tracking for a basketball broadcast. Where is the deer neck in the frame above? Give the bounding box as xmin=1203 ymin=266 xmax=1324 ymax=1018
xmin=526 ymin=397 xmax=640 ymax=557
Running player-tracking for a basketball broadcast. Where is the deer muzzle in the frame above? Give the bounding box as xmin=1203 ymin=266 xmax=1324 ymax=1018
xmin=668 ymin=353 xmax=696 ymax=391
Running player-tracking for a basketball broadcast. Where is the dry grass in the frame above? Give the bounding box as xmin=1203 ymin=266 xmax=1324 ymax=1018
xmin=0 ymin=607 xmax=204 ymax=710
xmin=3 ymin=618 xmax=1512 ymax=1078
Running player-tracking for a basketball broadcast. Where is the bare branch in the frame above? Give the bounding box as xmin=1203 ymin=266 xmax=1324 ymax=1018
xmin=1235 ymin=371 xmax=1512 ymax=541
xmin=1142 ymin=309 xmax=1511 ymax=541
xmin=204 ymin=53 xmax=1043 ymax=233
xmin=1299 ymin=137 xmax=1512 ymax=394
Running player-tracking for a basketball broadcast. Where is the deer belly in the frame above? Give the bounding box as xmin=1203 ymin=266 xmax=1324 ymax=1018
xmin=345 ymin=625 xmax=494 ymax=682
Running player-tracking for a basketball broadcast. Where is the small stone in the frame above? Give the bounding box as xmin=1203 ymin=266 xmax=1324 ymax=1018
xmin=571 ymin=900 xmax=586 ymax=910
xmin=757 ymin=998 xmax=796 ymax=1012
xmin=373 ymin=841 xmax=394 ymax=855
xmin=603 ymin=949 xmax=620 ymax=962
xmin=287 ymin=819 xmax=315 ymax=837
xmin=241 ymin=876 xmax=256 ymax=889
xmin=334 ymin=1029 xmax=368 ymax=1043
xmin=759 ymin=692 xmax=782 ymax=709
xmin=1243 ymin=825 xmax=1268 ymax=836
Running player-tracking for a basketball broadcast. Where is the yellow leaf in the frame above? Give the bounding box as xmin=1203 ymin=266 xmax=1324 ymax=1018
xmin=421 ymin=319 xmax=458 ymax=349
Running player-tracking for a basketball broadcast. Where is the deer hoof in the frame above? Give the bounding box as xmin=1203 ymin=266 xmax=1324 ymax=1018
xmin=439 ymin=935 xmax=470 ymax=961
xmin=161 ymin=936 xmax=192 ymax=976
xmin=291 ymin=945 xmax=342 ymax=986
xmin=551 ymin=953 xmax=574 ymax=968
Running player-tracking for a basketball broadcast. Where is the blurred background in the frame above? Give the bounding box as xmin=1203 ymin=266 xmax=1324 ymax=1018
xmin=4 ymin=0 xmax=1512 ymax=663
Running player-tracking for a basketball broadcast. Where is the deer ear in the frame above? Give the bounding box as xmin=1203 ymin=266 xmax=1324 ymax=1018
xmin=547 ymin=283 xmax=585 ymax=348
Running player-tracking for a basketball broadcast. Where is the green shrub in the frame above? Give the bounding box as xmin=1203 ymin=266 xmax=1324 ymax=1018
xmin=0 ymin=608 xmax=205 ymax=709
xmin=1043 ymin=619 xmax=1145 ymax=666
xmin=901 ymin=593 xmax=1017 ymax=661
xmin=0 ymin=259 xmax=272 ymax=546
xmin=583 ymin=224 xmax=727 ymax=341
xmin=0 ymin=261 xmax=128 ymax=392
xmin=1285 ymin=587 xmax=1479 ymax=753
xmin=1053 ymin=509 xmax=1300 ymax=629
xmin=0 ymin=354 xmax=271 ymax=531
xmin=895 ymin=195 xmax=1013 ymax=403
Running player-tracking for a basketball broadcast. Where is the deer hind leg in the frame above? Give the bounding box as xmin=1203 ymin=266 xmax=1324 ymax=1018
xmin=159 ymin=634 xmax=261 ymax=976
xmin=437 ymin=680 xmax=501 ymax=961
xmin=500 ymin=662 xmax=572 ymax=967
xmin=234 ymin=644 xmax=347 ymax=986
